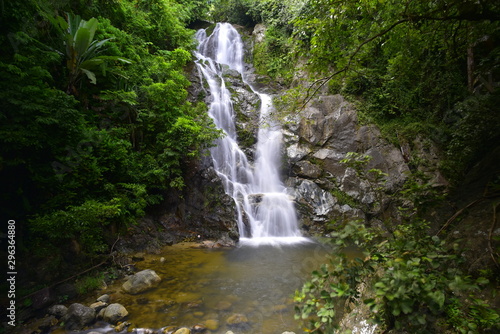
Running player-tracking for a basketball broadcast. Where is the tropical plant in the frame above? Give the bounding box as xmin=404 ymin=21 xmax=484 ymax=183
xmin=50 ymin=13 xmax=131 ymax=94
xmin=294 ymin=155 xmax=500 ymax=333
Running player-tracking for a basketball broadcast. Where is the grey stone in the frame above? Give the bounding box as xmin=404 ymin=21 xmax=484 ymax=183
xmin=62 ymin=303 xmax=96 ymax=330
xmin=96 ymin=294 xmax=110 ymax=303
xmin=293 ymin=160 xmax=322 ymax=179
xmin=47 ymin=304 xmax=67 ymax=318
xmin=102 ymin=303 xmax=128 ymax=324
xmin=122 ymin=269 xmax=161 ymax=294
xmin=295 ymin=180 xmax=336 ymax=220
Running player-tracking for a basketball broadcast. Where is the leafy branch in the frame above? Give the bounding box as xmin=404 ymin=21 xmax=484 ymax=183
xmin=299 ymin=4 xmax=499 ymax=110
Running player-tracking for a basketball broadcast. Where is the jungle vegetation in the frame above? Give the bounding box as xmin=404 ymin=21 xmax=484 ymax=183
xmin=1 ymin=0 xmax=499 ymax=332
xmin=1 ymin=0 xmax=219 ymax=265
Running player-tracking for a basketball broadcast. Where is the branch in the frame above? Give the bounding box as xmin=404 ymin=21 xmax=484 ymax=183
xmin=436 ymin=198 xmax=483 ymax=236
xmin=299 ymin=7 xmax=499 ymax=109
xmin=21 ymin=235 xmax=121 ymax=301
xmin=300 ymin=19 xmax=409 ymax=110
xmin=488 ymin=203 xmax=500 ymax=268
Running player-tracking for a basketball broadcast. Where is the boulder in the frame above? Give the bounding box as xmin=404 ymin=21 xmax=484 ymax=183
xmin=47 ymin=304 xmax=67 ymax=318
xmin=62 ymin=303 xmax=96 ymax=330
xmin=122 ymin=269 xmax=161 ymax=294
xmin=101 ymin=303 xmax=129 ymax=324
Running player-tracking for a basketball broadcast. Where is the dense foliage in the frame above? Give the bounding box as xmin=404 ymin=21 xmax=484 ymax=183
xmin=1 ymin=0 xmax=219 ymax=263
xmin=294 ymin=154 xmax=499 ymax=333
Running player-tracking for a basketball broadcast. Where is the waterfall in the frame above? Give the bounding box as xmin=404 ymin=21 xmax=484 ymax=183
xmin=194 ymin=23 xmax=310 ymax=246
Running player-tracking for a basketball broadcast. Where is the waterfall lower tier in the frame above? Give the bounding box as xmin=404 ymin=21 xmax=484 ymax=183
xmin=195 ymin=23 xmax=310 ymax=246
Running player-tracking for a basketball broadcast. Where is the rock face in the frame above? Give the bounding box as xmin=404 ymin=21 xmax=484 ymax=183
xmin=281 ymin=94 xmax=432 ymax=232
xmin=122 ymin=269 xmax=161 ymax=294
xmin=116 ymin=162 xmax=239 ymax=253
xmin=62 ymin=303 xmax=96 ymax=330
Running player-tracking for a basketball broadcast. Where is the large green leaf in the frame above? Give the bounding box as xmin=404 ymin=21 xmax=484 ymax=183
xmin=74 ymin=27 xmax=91 ymax=57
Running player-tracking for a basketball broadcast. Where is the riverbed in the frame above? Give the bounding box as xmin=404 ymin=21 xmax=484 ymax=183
xmin=80 ymin=241 xmax=332 ymax=334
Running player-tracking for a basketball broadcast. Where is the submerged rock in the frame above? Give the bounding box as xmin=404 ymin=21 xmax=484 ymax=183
xmin=215 ymin=300 xmax=232 ymax=311
xmin=203 ymin=319 xmax=219 ymax=331
xmin=122 ymin=269 xmax=161 ymax=294
xmin=226 ymin=313 xmax=249 ymax=328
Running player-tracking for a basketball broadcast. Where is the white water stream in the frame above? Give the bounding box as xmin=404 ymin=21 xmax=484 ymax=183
xmin=194 ymin=23 xmax=309 ymax=246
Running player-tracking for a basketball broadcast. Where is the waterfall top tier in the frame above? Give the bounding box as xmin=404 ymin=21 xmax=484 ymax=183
xmin=195 ymin=23 xmax=311 ymax=246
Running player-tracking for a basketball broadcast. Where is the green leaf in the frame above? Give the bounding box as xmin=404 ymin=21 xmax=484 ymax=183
xmin=80 ymin=68 xmax=96 ymax=84
xmin=74 ymin=27 xmax=92 ymax=56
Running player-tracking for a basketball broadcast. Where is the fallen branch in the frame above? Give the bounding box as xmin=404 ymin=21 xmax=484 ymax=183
xmin=488 ymin=203 xmax=500 ymax=268
xmin=21 ymin=235 xmax=120 ymax=301
xmin=435 ymin=198 xmax=483 ymax=236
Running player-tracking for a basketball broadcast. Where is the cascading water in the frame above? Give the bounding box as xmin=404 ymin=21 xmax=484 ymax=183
xmin=194 ymin=23 xmax=310 ymax=246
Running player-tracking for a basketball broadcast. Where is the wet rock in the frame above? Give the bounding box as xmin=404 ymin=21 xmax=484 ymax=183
xmin=122 ymin=269 xmax=161 ymax=294
xmin=295 ymin=179 xmax=336 ymax=220
xmin=90 ymin=301 xmax=108 ymax=313
xmin=97 ymin=294 xmax=110 ymax=303
xmin=47 ymin=304 xmax=67 ymax=318
xmin=203 ymin=319 xmax=219 ymax=331
xmin=192 ymin=324 xmax=207 ymax=333
xmin=215 ymin=236 xmax=237 ymax=248
xmin=173 ymin=327 xmax=191 ymax=334
xmin=62 ymin=303 xmax=96 ymax=330
xmin=102 ymin=303 xmax=129 ymax=324
xmin=286 ymin=143 xmax=311 ymax=162
xmin=162 ymin=326 xmax=177 ymax=334
xmin=226 ymin=313 xmax=249 ymax=329
xmin=114 ymin=321 xmax=130 ymax=332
